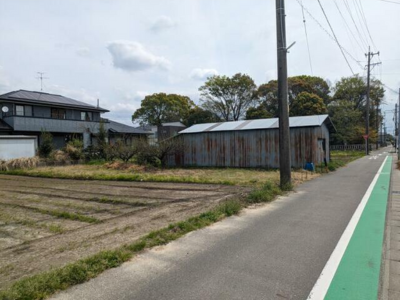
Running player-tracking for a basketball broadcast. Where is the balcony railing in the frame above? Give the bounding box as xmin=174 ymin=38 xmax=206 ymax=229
xmin=3 ymin=116 xmax=104 ymax=133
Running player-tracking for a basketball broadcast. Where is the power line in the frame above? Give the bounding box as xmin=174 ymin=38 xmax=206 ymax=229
xmin=351 ymin=0 xmax=371 ymax=50
xmin=342 ymin=0 xmax=369 ymax=49
xmin=295 ymin=0 xmax=363 ymax=70
xmin=300 ymin=0 xmax=313 ymax=75
xmin=382 ymin=83 xmax=400 ymax=94
xmin=333 ymin=0 xmax=365 ymax=54
xmin=356 ymin=0 xmax=378 ymax=51
xmin=317 ymin=0 xmax=355 ymax=74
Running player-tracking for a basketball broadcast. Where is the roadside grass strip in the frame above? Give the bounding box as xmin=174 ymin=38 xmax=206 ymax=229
xmin=308 ymin=156 xmax=392 ymax=300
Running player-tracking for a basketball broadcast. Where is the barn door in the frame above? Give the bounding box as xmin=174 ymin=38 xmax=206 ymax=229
xmin=317 ymin=138 xmax=327 ymax=166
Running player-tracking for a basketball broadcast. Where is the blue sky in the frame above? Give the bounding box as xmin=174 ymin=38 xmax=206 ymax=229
xmin=0 ymin=0 xmax=399 ymax=132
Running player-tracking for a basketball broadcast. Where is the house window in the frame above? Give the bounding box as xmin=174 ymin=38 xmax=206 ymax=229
xmin=51 ymin=108 xmax=66 ymax=119
xmin=16 ymin=105 xmax=24 ymax=116
xmin=81 ymin=112 xmax=92 ymax=121
xmin=25 ymin=105 xmax=33 ymax=117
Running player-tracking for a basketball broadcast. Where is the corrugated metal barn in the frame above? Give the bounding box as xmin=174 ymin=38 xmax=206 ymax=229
xmin=168 ymin=114 xmax=335 ymax=169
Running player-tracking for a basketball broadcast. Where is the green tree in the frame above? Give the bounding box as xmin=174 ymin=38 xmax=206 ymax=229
xmin=245 ymin=106 xmax=273 ymax=120
xmin=184 ymin=107 xmax=221 ymax=126
xmin=199 ymin=73 xmax=257 ymax=121
xmin=133 ymin=93 xmax=194 ymax=126
xmin=293 ymin=75 xmax=331 ymax=105
xmin=290 ymin=92 xmax=327 ymax=117
xmin=333 ymin=75 xmax=384 ymax=110
xmin=328 ymin=100 xmax=363 ymax=144
xmin=256 ymin=76 xmax=331 ymax=117
xmin=332 ymin=75 xmax=384 ymax=144
xmin=38 ymin=130 xmax=53 ymax=158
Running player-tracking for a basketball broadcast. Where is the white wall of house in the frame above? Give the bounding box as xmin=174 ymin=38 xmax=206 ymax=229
xmin=0 ymin=136 xmax=37 ymax=160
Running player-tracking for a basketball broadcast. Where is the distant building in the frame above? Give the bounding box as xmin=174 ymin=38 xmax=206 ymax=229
xmin=167 ymin=115 xmax=335 ymax=169
xmin=137 ymin=122 xmax=186 ymax=144
xmin=0 ymin=90 xmax=149 ymax=148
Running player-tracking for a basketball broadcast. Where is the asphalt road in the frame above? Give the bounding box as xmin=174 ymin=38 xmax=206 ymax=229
xmin=52 ymin=148 xmax=390 ymax=300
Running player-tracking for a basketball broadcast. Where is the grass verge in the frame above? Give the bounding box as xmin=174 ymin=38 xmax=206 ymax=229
xmin=315 ymin=150 xmax=365 ymax=173
xmin=0 ymin=169 xmax=236 ymax=186
xmin=0 ymin=183 xmax=279 ymax=300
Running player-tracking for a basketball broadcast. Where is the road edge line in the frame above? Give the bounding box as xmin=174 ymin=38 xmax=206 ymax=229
xmin=307 ymin=156 xmax=389 ymax=300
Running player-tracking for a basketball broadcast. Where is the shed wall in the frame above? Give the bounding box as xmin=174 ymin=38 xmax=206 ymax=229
xmin=170 ymin=125 xmax=330 ymax=168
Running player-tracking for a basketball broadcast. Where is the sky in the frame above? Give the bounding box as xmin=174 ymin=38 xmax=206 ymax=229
xmin=0 ymin=0 xmax=399 ymax=133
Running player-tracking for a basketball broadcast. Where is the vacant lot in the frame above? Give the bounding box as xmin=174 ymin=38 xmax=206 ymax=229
xmin=2 ymin=163 xmax=317 ymax=187
xmin=0 ymin=150 xmax=361 ymax=293
xmin=0 ymin=174 xmax=247 ymax=290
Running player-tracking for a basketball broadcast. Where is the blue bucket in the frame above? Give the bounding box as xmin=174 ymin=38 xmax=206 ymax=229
xmin=304 ymin=162 xmax=315 ymax=172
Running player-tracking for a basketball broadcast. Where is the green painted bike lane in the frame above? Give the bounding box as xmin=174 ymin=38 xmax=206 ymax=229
xmin=325 ymin=156 xmax=392 ymax=300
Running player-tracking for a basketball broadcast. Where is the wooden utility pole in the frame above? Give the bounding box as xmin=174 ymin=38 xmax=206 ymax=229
xmin=395 ymin=103 xmax=398 ymax=151
xmin=376 ymin=103 xmax=379 ymax=150
xmin=276 ymin=0 xmax=291 ymax=188
xmin=398 ymin=88 xmax=400 ymax=159
xmin=365 ymin=47 xmax=380 ymax=155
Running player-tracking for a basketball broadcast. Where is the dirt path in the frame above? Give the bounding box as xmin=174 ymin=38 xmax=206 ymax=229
xmin=0 ymin=175 xmax=247 ymax=290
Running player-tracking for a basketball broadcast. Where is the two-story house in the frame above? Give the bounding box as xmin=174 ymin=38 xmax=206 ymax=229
xmin=0 ymin=90 xmax=148 ymax=148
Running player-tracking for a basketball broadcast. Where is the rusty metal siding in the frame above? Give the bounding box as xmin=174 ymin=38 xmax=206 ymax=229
xmin=169 ymin=125 xmax=330 ymax=169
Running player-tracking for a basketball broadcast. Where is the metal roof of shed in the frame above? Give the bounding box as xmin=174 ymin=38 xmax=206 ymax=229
xmin=180 ymin=114 xmax=333 ymax=134
xmin=0 ymin=90 xmax=109 ymax=112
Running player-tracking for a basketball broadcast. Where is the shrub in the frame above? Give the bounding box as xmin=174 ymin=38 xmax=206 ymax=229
xmin=0 ymin=157 xmax=39 ymax=171
xmin=135 ymin=138 xmax=183 ymax=167
xmin=111 ymin=141 xmax=139 ymax=163
xmin=38 ymin=130 xmax=53 ymax=158
xmin=135 ymin=142 xmax=161 ymax=167
xmin=65 ymin=139 xmax=84 ymax=160
xmin=104 ymin=144 xmax=118 ymax=162
xmin=49 ymin=150 xmax=69 ymax=164
xmin=247 ymin=181 xmax=282 ymax=203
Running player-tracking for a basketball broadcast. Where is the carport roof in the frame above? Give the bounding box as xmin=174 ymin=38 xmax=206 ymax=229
xmin=180 ymin=114 xmax=335 ymax=134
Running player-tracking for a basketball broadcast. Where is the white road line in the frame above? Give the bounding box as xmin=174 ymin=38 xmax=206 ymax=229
xmin=307 ymin=156 xmax=388 ymax=300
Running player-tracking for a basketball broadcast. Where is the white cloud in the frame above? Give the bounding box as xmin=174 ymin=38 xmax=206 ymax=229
xmin=107 ymin=41 xmax=171 ymax=72
xmin=150 ymin=16 xmax=176 ymax=33
xmin=190 ymin=68 xmax=219 ymax=80
xmin=76 ymin=47 xmax=91 ymax=57
xmin=105 ymin=90 xmax=149 ymax=125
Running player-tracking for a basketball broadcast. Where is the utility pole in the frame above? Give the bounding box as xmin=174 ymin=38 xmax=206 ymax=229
xmin=365 ymin=46 xmax=380 ymax=155
xmin=376 ymin=103 xmax=380 ymax=150
xmin=398 ymin=88 xmax=400 ymax=159
xmin=276 ymin=0 xmax=291 ymax=188
xmin=384 ymin=124 xmax=387 ymax=146
xmin=395 ymin=103 xmax=398 ymax=151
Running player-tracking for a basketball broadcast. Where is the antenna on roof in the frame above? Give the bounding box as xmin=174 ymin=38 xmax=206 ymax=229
xmin=36 ymin=72 xmax=49 ymax=92
xmin=97 ymin=99 xmax=99 ymax=108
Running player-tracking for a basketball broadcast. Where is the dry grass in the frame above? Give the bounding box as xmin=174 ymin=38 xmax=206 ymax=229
xmin=2 ymin=164 xmax=317 ymax=187
xmin=0 ymin=157 xmax=39 ymax=171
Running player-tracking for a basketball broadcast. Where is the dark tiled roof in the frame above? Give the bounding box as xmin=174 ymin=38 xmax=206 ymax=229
xmin=0 ymin=90 xmax=109 ymax=112
xmin=0 ymin=119 xmax=13 ymax=131
xmin=108 ymin=120 xmax=150 ymax=135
